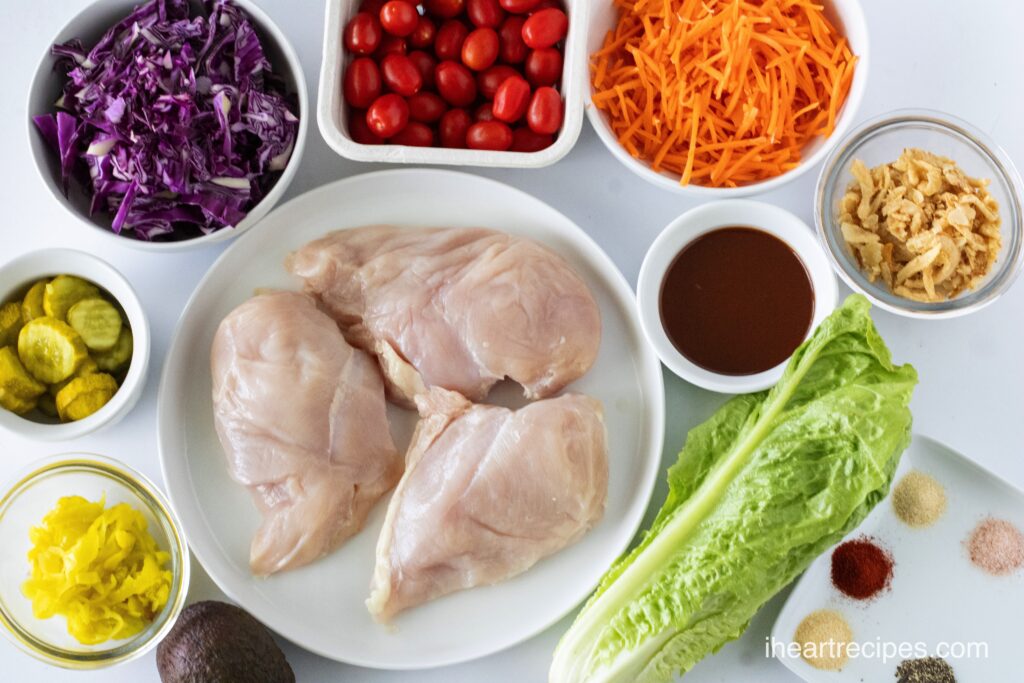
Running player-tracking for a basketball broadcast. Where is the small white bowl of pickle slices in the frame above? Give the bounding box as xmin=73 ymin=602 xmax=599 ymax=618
xmin=0 ymin=250 xmax=149 ymax=441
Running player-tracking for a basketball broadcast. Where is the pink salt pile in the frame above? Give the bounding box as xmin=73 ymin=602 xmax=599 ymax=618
xmin=966 ymin=518 xmax=1024 ymax=576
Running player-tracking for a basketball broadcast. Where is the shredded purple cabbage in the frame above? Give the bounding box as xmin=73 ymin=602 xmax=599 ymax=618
xmin=33 ymin=0 xmax=299 ymax=241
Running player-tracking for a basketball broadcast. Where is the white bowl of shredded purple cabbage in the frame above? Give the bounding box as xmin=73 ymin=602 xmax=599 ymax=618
xmin=28 ymin=0 xmax=307 ymax=249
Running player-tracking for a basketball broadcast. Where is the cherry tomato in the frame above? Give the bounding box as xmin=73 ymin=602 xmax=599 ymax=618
xmin=497 ymin=16 xmax=528 ymax=63
xmin=435 ymin=60 xmax=478 ymax=106
xmin=510 ymin=125 xmax=553 ymax=151
xmin=435 ymin=20 xmax=469 ymax=60
xmin=524 ymin=47 xmax=561 ymax=87
xmin=409 ymin=16 xmax=437 ymax=48
xmin=461 ymin=27 xmax=499 ymax=71
xmin=408 ymin=91 xmax=448 ymax=122
xmin=344 ymin=13 xmax=383 ymax=55
xmin=522 ymin=8 xmax=567 ymax=49
xmin=375 ymin=34 xmax=407 ymax=57
xmin=498 ymin=0 xmax=540 ymax=12
xmin=477 ymin=64 xmax=518 ymax=99
xmin=467 ymin=0 xmax=505 ymax=28
xmin=425 ymin=0 xmax=466 ymax=19
xmin=360 ymin=0 xmax=386 ymax=13
xmin=391 ymin=121 xmax=435 ymax=146
xmin=343 ymin=57 xmax=383 ymax=108
xmin=466 ymin=121 xmax=513 ymax=150
xmin=366 ymin=93 xmax=410 ymax=138
xmin=349 ymin=110 xmax=384 ymax=144
xmin=526 ymin=86 xmax=562 ymax=134
xmin=492 ymin=75 xmax=530 ymax=122
xmin=381 ymin=53 xmax=423 ymax=96
xmin=407 ymin=50 xmax=438 ymax=89
xmin=380 ymin=1 xmax=419 ymax=37
xmin=475 ymin=102 xmax=496 ymax=121
xmin=439 ymin=108 xmax=472 ymax=147
xmin=531 ymin=0 xmax=561 ymax=10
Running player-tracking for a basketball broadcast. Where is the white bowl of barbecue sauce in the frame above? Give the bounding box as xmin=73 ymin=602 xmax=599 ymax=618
xmin=638 ymin=201 xmax=838 ymax=394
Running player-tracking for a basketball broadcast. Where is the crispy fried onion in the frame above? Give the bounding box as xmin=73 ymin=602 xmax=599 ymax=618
xmin=839 ymin=149 xmax=1002 ymax=302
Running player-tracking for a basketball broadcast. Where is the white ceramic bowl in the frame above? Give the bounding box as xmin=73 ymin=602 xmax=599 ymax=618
xmin=26 ymin=0 xmax=308 ymax=252
xmin=0 ymin=249 xmax=150 ymax=440
xmin=586 ymin=0 xmax=869 ymax=197
xmin=318 ymin=0 xmax=587 ymax=167
xmin=637 ymin=201 xmax=838 ymax=393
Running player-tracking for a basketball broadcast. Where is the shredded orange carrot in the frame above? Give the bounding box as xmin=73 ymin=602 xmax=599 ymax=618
xmin=591 ymin=0 xmax=857 ymax=188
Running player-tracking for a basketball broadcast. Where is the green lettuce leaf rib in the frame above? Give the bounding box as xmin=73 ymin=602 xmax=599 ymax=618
xmin=550 ymin=295 xmax=917 ymax=683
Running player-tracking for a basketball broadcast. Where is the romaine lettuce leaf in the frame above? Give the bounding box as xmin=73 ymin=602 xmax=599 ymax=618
xmin=550 ymin=295 xmax=917 ymax=683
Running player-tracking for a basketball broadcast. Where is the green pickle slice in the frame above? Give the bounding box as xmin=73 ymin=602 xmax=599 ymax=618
xmin=0 ymin=274 xmax=127 ymax=420
xmin=0 ymin=303 xmax=22 ymax=346
xmin=21 ymin=280 xmax=48 ymax=322
xmin=0 ymin=346 xmax=46 ymax=415
xmin=93 ymin=327 xmax=133 ymax=372
xmin=67 ymin=298 xmax=122 ymax=352
xmin=17 ymin=318 xmax=88 ymax=384
xmin=50 ymin=358 xmax=99 ymax=398
xmin=2 ymin=394 xmax=38 ymax=416
xmin=43 ymin=276 xmax=100 ymax=322
xmin=56 ymin=373 xmax=118 ymax=422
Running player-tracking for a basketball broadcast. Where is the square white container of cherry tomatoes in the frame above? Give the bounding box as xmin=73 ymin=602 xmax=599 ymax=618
xmin=318 ymin=0 xmax=587 ymax=167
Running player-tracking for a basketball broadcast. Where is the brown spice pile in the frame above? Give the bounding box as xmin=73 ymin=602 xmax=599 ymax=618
xmin=892 ymin=470 xmax=947 ymax=528
xmin=793 ymin=609 xmax=853 ymax=671
xmin=966 ymin=517 xmax=1024 ymax=575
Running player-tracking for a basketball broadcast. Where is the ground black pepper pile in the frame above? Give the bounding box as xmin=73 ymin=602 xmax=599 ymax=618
xmin=895 ymin=656 xmax=957 ymax=683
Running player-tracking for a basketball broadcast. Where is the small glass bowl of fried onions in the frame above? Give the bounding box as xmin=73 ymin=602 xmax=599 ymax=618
xmin=816 ymin=110 xmax=1024 ymax=318
xmin=0 ymin=454 xmax=188 ymax=669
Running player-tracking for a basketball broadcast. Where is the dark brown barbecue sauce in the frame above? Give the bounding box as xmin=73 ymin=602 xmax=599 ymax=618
xmin=659 ymin=227 xmax=814 ymax=376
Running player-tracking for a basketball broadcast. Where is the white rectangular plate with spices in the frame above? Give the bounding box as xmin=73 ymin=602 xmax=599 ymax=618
xmin=772 ymin=434 xmax=1024 ymax=682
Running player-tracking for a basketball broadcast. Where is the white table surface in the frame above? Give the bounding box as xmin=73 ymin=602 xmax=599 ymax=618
xmin=2 ymin=1 xmax=1022 ymax=681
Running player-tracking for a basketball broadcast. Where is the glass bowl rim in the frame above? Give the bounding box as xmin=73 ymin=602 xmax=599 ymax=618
xmin=0 ymin=453 xmax=189 ymax=669
xmin=814 ymin=108 xmax=1024 ymax=318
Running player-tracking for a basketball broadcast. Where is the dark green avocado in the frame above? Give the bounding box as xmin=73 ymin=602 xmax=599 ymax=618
xmin=157 ymin=601 xmax=295 ymax=683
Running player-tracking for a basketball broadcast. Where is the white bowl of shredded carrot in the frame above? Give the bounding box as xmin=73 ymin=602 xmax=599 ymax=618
xmin=587 ymin=0 xmax=868 ymax=195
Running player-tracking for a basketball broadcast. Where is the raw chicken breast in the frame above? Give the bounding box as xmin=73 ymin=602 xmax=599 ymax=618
xmin=367 ymin=387 xmax=608 ymax=621
xmin=211 ymin=291 xmax=402 ymax=576
xmin=286 ymin=226 xmax=601 ymax=406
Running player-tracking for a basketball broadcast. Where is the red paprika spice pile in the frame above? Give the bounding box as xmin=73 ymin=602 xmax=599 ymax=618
xmin=830 ymin=536 xmax=894 ymax=600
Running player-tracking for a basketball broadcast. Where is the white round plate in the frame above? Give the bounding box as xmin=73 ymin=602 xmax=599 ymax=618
xmin=157 ymin=169 xmax=665 ymax=669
